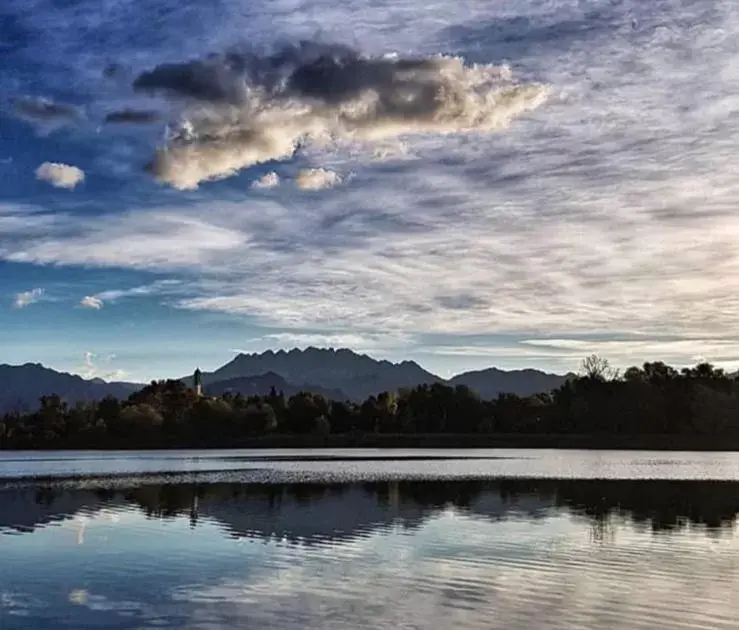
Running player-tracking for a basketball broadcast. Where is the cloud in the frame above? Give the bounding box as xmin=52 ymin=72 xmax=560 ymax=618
xmin=421 ymin=337 xmax=739 ymax=372
xmin=103 ymin=109 xmax=160 ymax=124
xmin=134 ymin=43 xmax=548 ymax=189
xmin=77 ymin=281 xmax=183 ymax=311
xmin=236 ymin=331 xmax=414 ymax=354
xmin=13 ymin=288 xmax=44 ymax=309
xmin=80 ymin=351 xmax=126 ymax=381
xmin=0 ymin=204 xmax=57 ymax=236
xmin=295 ymin=168 xmax=343 ymax=191
xmin=104 ymin=369 xmax=128 ymax=382
xmin=3 ymin=210 xmax=244 ymax=269
xmin=8 ymin=1 xmax=739 ymax=373
xmin=12 ymin=96 xmax=81 ymax=127
xmin=80 ymin=296 xmax=104 ymax=310
xmin=35 ymin=162 xmax=85 ymax=189
xmin=519 ymin=338 xmax=739 ymax=367
xmin=251 ymin=172 xmax=280 ymax=189
xmin=96 ymin=280 xmax=182 ymax=302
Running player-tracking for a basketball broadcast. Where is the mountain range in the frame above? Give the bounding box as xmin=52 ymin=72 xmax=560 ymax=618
xmin=0 ymin=347 xmax=570 ymax=413
xmin=0 ymin=363 xmax=140 ymax=414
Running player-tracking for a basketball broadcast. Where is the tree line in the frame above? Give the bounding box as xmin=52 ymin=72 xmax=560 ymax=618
xmin=2 ymin=355 xmax=739 ymax=449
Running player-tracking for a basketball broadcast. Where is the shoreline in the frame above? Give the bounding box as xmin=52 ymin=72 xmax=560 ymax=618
xmin=2 ymin=433 xmax=737 ymax=452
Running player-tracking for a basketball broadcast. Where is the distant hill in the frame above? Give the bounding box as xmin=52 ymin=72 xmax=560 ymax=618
xmin=0 ymin=363 xmax=140 ymax=414
xmin=449 ymin=367 xmax=570 ymax=399
xmin=188 ymin=347 xmax=444 ymax=401
xmin=205 ymin=371 xmax=348 ymax=401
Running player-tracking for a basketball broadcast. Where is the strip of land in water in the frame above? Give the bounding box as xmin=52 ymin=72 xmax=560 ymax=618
xmin=3 ymin=433 xmax=738 ymax=451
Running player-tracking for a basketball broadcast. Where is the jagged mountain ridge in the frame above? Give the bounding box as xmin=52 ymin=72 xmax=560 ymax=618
xmin=189 ymin=347 xmax=445 ymax=401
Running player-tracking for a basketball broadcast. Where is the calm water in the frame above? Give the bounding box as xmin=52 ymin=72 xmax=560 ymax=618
xmin=2 ymin=450 xmax=739 ymax=629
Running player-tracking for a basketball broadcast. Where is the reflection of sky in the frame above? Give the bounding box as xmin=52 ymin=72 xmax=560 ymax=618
xmin=3 ymin=504 xmax=739 ymax=629
xmin=1 ymin=511 xmax=278 ymax=628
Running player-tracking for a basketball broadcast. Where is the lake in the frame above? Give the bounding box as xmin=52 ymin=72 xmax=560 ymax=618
xmin=2 ymin=450 xmax=739 ymax=629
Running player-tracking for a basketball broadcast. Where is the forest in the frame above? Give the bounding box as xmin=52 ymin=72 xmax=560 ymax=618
xmin=3 ymin=356 xmax=739 ymax=450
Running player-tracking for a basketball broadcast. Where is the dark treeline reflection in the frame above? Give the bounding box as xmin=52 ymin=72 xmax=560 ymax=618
xmin=3 ymin=479 xmax=739 ymax=540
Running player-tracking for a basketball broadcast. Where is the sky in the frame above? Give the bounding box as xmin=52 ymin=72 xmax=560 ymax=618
xmin=2 ymin=0 xmax=739 ymax=383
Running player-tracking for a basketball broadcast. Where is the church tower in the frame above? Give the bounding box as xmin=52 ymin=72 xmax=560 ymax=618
xmin=194 ymin=368 xmax=203 ymax=397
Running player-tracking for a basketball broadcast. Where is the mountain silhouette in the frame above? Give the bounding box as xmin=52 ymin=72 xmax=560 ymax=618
xmin=190 ymin=347 xmax=444 ymax=400
xmin=0 ymin=363 xmax=138 ymax=414
xmin=1 ymin=347 xmax=569 ymax=411
xmin=449 ymin=367 xmax=571 ymax=399
xmin=204 ymin=371 xmax=348 ymax=401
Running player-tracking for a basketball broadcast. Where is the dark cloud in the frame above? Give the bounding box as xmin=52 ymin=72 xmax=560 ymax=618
xmin=286 ymin=54 xmax=442 ymax=106
xmin=12 ymin=96 xmax=81 ymax=123
xmin=132 ymin=41 xmax=548 ymax=189
xmin=104 ymin=109 xmax=160 ymax=124
xmin=103 ymin=62 xmax=124 ymax=78
xmin=436 ymin=294 xmax=488 ymax=310
xmin=132 ymin=57 xmax=244 ymax=103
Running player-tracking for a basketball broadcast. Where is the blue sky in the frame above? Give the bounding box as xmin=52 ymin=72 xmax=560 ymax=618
xmin=2 ymin=0 xmax=739 ymax=383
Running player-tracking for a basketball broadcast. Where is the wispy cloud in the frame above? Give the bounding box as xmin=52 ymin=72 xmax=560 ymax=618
xmin=13 ymin=288 xmax=44 ymax=309
xmin=12 ymin=96 xmax=82 ymax=134
xmin=80 ymin=351 xmax=127 ymax=381
xmin=519 ymin=338 xmax=739 ymax=367
xmin=5 ymin=0 xmax=739 ymax=373
xmin=35 ymin=162 xmax=85 ymax=189
xmin=0 ymin=204 xmax=59 ymax=236
xmin=4 ymin=211 xmax=244 ymax=269
xmin=236 ymin=331 xmax=414 ymax=354
xmin=82 ymin=351 xmax=95 ymax=375
xmin=78 ymin=281 xmax=183 ymax=310
xmin=80 ymin=296 xmax=103 ymax=310
xmin=98 ymin=280 xmax=182 ymax=302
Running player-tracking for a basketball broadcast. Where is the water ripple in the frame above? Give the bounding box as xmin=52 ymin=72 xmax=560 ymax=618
xmin=3 ymin=466 xmax=739 ymax=628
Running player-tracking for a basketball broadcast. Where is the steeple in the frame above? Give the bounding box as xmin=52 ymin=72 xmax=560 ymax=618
xmin=194 ymin=368 xmax=203 ymax=397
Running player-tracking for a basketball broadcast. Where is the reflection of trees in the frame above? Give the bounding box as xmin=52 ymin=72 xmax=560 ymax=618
xmin=551 ymin=480 xmax=739 ymax=532
xmin=3 ymin=479 xmax=739 ymax=539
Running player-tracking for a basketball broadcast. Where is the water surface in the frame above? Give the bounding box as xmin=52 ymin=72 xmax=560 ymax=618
xmin=2 ymin=450 xmax=739 ymax=629
xmin=4 ymin=448 xmax=739 ymax=481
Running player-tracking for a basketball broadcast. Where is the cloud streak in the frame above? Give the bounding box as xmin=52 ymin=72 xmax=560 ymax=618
xmin=80 ymin=351 xmax=126 ymax=381
xmin=12 ymin=96 xmax=81 ymax=130
xmin=103 ymin=109 xmax=160 ymax=125
xmin=80 ymin=296 xmax=103 ymax=310
xmin=13 ymin=288 xmax=44 ymax=309
xmin=76 ymin=281 xmax=184 ymax=311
